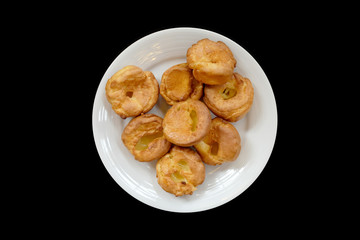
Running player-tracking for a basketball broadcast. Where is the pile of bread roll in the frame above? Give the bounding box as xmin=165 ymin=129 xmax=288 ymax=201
xmin=105 ymin=38 xmax=254 ymax=196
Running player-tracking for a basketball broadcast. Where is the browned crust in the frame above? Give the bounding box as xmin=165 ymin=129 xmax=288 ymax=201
xmin=105 ymin=65 xmax=159 ymax=119
xmin=162 ymin=99 xmax=211 ymax=147
xmin=121 ymin=114 xmax=171 ymax=162
xmin=160 ymin=63 xmax=203 ymax=105
xmin=156 ymin=146 xmax=205 ymax=196
xmin=186 ymin=38 xmax=236 ymax=85
xmin=203 ymin=73 xmax=254 ymax=122
xmin=194 ymin=117 xmax=241 ymax=165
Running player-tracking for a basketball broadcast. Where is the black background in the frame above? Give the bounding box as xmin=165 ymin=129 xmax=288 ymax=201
xmin=67 ymin=19 xmax=301 ymax=220
xmin=58 ymin=16 xmax=303 ymax=219
xmin=12 ymin=4 xmax=349 ymax=234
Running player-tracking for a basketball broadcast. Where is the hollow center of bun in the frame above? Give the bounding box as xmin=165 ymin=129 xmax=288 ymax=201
xmin=190 ymin=110 xmax=198 ymax=132
xmin=134 ymin=132 xmax=163 ymax=151
xmin=177 ymin=160 xmax=190 ymax=172
xmin=126 ymin=91 xmax=133 ymax=98
xmin=167 ymin=70 xmax=192 ymax=101
xmin=171 ymin=171 xmax=187 ymax=184
xmin=210 ymin=142 xmax=219 ymax=155
xmin=221 ymin=87 xmax=237 ymax=100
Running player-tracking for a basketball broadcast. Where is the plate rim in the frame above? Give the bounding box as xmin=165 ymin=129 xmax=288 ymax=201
xmin=92 ymin=27 xmax=278 ymax=213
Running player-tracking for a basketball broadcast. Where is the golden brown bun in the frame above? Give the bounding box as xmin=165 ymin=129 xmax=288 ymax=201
xmin=156 ymin=146 xmax=205 ymax=196
xmin=203 ymin=73 xmax=254 ymax=122
xmin=121 ymin=114 xmax=171 ymax=162
xmin=105 ymin=65 xmax=159 ymax=119
xmin=162 ymin=99 xmax=211 ymax=147
xmin=160 ymin=63 xmax=203 ymax=105
xmin=186 ymin=38 xmax=236 ymax=85
xmin=194 ymin=118 xmax=241 ymax=165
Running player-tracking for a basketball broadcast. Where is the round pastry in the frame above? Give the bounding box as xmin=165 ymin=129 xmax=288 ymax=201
xmin=156 ymin=146 xmax=205 ymax=196
xmin=186 ymin=38 xmax=237 ymax=85
xmin=105 ymin=65 xmax=159 ymax=119
xmin=162 ymin=99 xmax=211 ymax=147
xmin=121 ymin=114 xmax=171 ymax=162
xmin=160 ymin=63 xmax=203 ymax=105
xmin=194 ymin=117 xmax=241 ymax=165
xmin=203 ymin=73 xmax=254 ymax=122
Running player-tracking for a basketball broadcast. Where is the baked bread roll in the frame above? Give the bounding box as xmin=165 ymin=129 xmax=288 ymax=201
xmin=194 ymin=117 xmax=241 ymax=165
xmin=203 ymin=73 xmax=254 ymax=122
xmin=156 ymin=146 xmax=205 ymax=196
xmin=105 ymin=65 xmax=159 ymax=119
xmin=187 ymin=38 xmax=236 ymax=85
xmin=122 ymin=114 xmax=171 ymax=162
xmin=162 ymin=99 xmax=211 ymax=147
xmin=160 ymin=63 xmax=203 ymax=105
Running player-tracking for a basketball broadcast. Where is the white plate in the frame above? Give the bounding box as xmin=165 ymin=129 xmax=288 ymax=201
xmin=92 ymin=27 xmax=277 ymax=212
